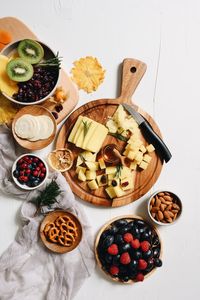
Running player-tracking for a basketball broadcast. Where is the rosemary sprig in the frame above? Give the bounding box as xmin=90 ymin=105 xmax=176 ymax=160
xmin=32 ymin=180 xmax=62 ymax=215
xmin=108 ymin=132 xmax=128 ymax=142
xmin=115 ymin=164 xmax=123 ymax=178
xmin=37 ymin=52 xmax=62 ymax=69
xmin=82 ymin=120 xmax=91 ymax=137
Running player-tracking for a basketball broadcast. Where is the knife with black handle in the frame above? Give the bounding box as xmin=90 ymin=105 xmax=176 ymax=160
xmin=122 ymin=103 xmax=172 ymax=163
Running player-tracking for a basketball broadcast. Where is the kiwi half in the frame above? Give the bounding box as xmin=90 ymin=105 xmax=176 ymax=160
xmin=6 ymin=58 xmax=34 ymax=82
xmin=18 ymin=39 xmax=44 ymax=64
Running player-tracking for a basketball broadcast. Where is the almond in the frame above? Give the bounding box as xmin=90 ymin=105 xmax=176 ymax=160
xmin=159 ymin=197 xmax=166 ymax=204
xmin=163 ymin=195 xmax=173 ymax=201
xmin=160 ymin=204 xmax=167 ymax=212
xmin=173 ymin=203 xmax=180 ymax=210
xmin=166 ymin=204 xmax=172 ymax=211
xmin=155 ymin=198 xmax=161 ymax=207
xmin=158 ymin=192 xmax=165 ymax=196
xmin=166 ymin=217 xmax=173 ymax=223
xmin=168 ymin=211 xmax=174 ymax=218
xmin=171 ymin=209 xmax=179 ymax=214
xmin=164 ymin=211 xmax=170 ymax=219
xmin=164 ymin=192 xmax=171 ymax=196
xmin=173 ymin=213 xmax=177 ymax=220
xmin=157 ymin=211 xmax=164 ymax=221
xmin=151 ymin=207 xmax=159 ymax=213
xmin=164 ymin=201 xmax=173 ymax=206
xmin=151 ymin=197 xmax=155 ymax=206
xmin=150 ymin=205 xmax=152 ymax=211
xmin=152 ymin=212 xmax=156 ymax=218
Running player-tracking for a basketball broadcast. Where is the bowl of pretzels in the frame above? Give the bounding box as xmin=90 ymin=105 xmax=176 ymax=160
xmin=40 ymin=210 xmax=82 ymax=253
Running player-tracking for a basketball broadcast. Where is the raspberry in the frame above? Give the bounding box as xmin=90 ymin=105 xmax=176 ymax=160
xmin=109 ymin=265 xmax=119 ymax=276
xmin=120 ymin=252 xmax=131 ymax=265
xmin=131 ymin=239 xmax=140 ymax=249
xmin=123 ymin=233 xmax=134 ymax=243
xmin=140 ymin=241 xmax=150 ymax=252
xmin=136 ymin=273 xmax=144 ymax=282
xmin=107 ymin=244 xmax=118 ymax=255
xmin=138 ymin=259 xmax=147 ymax=270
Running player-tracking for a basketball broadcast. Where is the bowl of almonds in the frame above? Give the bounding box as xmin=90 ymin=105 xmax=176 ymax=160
xmin=148 ymin=191 xmax=182 ymax=225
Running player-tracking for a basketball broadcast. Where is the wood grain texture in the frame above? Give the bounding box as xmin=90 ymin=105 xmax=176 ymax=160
xmin=94 ymin=215 xmax=163 ymax=283
xmin=12 ymin=105 xmax=57 ymax=150
xmin=0 ymin=17 xmax=79 ymax=124
xmin=40 ymin=210 xmax=82 ymax=254
xmin=56 ymin=58 xmax=163 ymax=207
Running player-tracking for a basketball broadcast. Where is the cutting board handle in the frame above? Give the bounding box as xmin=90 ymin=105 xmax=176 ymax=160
xmin=118 ymin=58 xmax=147 ymax=104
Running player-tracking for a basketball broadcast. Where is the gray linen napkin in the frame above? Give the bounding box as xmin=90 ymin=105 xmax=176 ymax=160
xmin=0 ymin=125 xmax=95 ymax=300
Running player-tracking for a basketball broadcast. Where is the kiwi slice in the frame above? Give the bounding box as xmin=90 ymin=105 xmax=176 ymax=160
xmin=18 ymin=39 xmax=44 ymax=64
xmin=6 ymin=58 xmax=34 ymax=82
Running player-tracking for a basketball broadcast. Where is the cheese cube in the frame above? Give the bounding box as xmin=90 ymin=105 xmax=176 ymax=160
xmin=135 ymin=151 xmax=143 ymax=163
xmin=146 ymin=144 xmax=155 ymax=153
xmin=113 ymin=186 xmax=125 ymax=197
xmin=130 ymin=161 xmax=137 ymax=170
xmin=106 ymin=166 xmax=117 ymax=175
xmin=139 ymin=161 xmax=148 ymax=170
xmin=76 ymin=155 xmax=83 ymax=167
xmin=105 ymin=186 xmax=117 ymax=199
xmin=127 ymin=150 xmax=137 ymax=160
xmin=88 ymin=180 xmax=98 ymax=190
xmin=85 ymin=161 xmax=98 ymax=171
xmin=78 ymin=169 xmax=86 ymax=181
xmin=121 ymin=177 xmax=134 ymax=191
xmin=128 ymin=134 xmax=139 ymax=144
xmin=86 ymin=170 xmax=96 ymax=180
xmin=106 ymin=119 xmax=118 ymax=133
xmin=96 ymin=174 xmax=107 ymax=186
xmin=76 ymin=166 xmax=86 ymax=174
xmin=98 ymin=158 xmax=106 ymax=169
xmin=143 ymin=154 xmax=152 ymax=163
xmin=81 ymin=151 xmax=96 ymax=162
xmin=139 ymin=144 xmax=146 ymax=153
xmin=123 ymin=149 xmax=129 ymax=156
xmin=120 ymin=166 xmax=132 ymax=179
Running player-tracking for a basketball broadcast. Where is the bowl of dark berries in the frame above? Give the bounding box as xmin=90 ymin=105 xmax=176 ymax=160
xmin=95 ymin=215 xmax=163 ymax=283
xmin=12 ymin=154 xmax=48 ymax=190
xmin=1 ymin=39 xmax=60 ymax=105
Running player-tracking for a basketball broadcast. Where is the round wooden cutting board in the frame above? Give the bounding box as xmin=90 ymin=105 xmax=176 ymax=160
xmin=56 ymin=58 xmax=163 ymax=207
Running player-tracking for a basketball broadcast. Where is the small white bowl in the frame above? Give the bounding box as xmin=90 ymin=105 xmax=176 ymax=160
xmin=12 ymin=153 xmax=48 ymax=190
xmin=147 ymin=190 xmax=182 ymax=226
xmin=1 ymin=39 xmax=60 ymax=105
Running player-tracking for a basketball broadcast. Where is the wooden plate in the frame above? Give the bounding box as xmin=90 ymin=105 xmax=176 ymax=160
xmin=40 ymin=210 xmax=82 ymax=254
xmin=95 ymin=215 xmax=163 ymax=283
xmin=0 ymin=17 xmax=79 ymax=124
xmin=56 ymin=58 xmax=163 ymax=207
xmin=12 ymin=105 xmax=57 ymax=150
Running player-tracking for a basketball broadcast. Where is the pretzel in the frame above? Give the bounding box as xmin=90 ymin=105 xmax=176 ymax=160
xmin=55 ymin=216 xmax=71 ymax=227
xmin=44 ymin=222 xmax=55 ymax=236
xmin=48 ymin=227 xmax=59 ymax=243
xmin=43 ymin=213 xmax=79 ymax=248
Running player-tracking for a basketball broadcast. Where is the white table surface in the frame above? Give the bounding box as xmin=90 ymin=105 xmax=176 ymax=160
xmin=0 ymin=0 xmax=200 ymax=299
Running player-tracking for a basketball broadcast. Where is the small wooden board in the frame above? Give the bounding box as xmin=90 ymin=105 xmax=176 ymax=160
xmin=56 ymin=58 xmax=163 ymax=207
xmin=0 ymin=17 xmax=79 ymax=124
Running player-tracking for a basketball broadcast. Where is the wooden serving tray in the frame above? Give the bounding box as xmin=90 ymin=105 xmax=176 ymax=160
xmin=56 ymin=58 xmax=163 ymax=207
xmin=94 ymin=215 xmax=163 ymax=283
xmin=0 ymin=17 xmax=79 ymax=124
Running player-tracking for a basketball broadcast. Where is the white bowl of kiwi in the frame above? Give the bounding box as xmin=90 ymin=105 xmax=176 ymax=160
xmin=1 ymin=39 xmax=61 ymax=105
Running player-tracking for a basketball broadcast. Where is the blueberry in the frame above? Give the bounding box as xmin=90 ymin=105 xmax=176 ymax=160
xmin=112 ymin=254 xmax=121 ymax=266
xmin=29 ymin=176 xmax=36 ymax=182
xmin=129 ymin=259 xmax=138 ymax=271
xmin=143 ymin=249 xmax=153 ymax=260
xmin=134 ymin=220 xmax=146 ymax=227
xmin=153 ymin=247 xmax=160 ymax=258
xmin=13 ymin=170 xmax=19 ymax=178
xmin=141 ymin=232 xmax=151 ymax=242
xmin=114 ymin=234 xmax=124 ymax=245
xmin=154 ymin=258 xmax=162 ymax=267
xmin=109 ymin=225 xmax=118 ymax=234
xmin=118 ymin=226 xmax=130 ymax=235
xmin=119 ymin=243 xmax=131 ymax=253
xmin=102 ymin=235 xmax=114 ymax=249
xmin=152 ymin=236 xmax=160 ymax=247
xmin=132 ymin=249 xmax=142 ymax=260
xmin=113 ymin=219 xmax=128 ymax=228
xmin=32 ymin=180 xmax=40 ymax=187
xmin=139 ymin=226 xmax=147 ymax=234
xmin=131 ymin=226 xmax=140 ymax=239
xmin=122 ymin=276 xmax=130 ymax=282
xmin=105 ymin=254 xmax=113 ymax=264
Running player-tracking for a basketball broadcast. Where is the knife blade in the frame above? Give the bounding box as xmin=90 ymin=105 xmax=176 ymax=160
xmin=122 ymin=103 xmax=172 ymax=163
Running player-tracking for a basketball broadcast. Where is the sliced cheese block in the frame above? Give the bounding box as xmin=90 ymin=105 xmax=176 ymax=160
xmin=68 ymin=116 xmax=83 ymax=143
xmin=85 ymin=124 xmax=108 ymax=152
xmin=82 ymin=122 xmax=98 ymax=148
xmin=15 ymin=114 xmax=39 ymax=139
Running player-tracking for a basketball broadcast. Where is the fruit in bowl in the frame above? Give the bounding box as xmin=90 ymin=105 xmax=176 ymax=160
xmin=0 ymin=39 xmax=61 ymax=105
xmin=12 ymin=154 xmax=48 ymax=190
xmin=95 ymin=216 xmax=162 ymax=283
